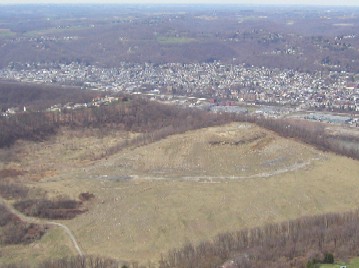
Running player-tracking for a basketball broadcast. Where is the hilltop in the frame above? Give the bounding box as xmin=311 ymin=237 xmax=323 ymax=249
xmin=88 ymin=123 xmax=321 ymax=180
xmin=1 ymin=121 xmax=359 ymax=266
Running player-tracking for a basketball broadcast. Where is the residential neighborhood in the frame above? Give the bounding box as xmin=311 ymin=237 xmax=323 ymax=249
xmin=0 ymin=61 xmax=358 ymax=126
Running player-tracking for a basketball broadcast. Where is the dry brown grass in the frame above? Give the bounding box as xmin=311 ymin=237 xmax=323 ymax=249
xmin=1 ymin=123 xmax=359 ymax=266
xmin=0 ymin=127 xmax=133 ymax=184
xmin=0 ymin=227 xmax=75 ymax=267
xmin=61 ymin=153 xmax=359 ymax=263
xmin=87 ymin=123 xmax=321 ymax=180
xmin=0 ymin=169 xmax=24 ymax=179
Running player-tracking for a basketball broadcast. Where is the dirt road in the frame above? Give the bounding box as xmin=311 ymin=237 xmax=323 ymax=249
xmin=0 ymin=197 xmax=83 ymax=256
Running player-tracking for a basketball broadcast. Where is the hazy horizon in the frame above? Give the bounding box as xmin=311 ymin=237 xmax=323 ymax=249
xmin=0 ymin=0 xmax=359 ymax=6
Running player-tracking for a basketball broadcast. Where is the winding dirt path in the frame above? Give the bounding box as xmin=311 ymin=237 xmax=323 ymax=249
xmin=0 ymin=197 xmax=83 ymax=256
xmin=182 ymin=157 xmax=323 ymax=181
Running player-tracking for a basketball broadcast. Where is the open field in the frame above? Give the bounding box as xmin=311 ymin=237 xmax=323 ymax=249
xmin=0 ymin=29 xmax=16 ymax=38
xmin=1 ymin=123 xmax=359 ymax=266
xmin=320 ymin=257 xmax=359 ymax=268
xmin=0 ymin=228 xmax=74 ymax=267
xmin=0 ymin=127 xmax=134 ymax=183
xmin=65 ymin=154 xmax=359 ymax=263
xmin=24 ymin=26 xmax=92 ymax=37
xmin=156 ymin=36 xmax=196 ymax=44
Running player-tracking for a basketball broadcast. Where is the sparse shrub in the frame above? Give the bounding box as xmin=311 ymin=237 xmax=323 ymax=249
xmin=0 ymin=205 xmax=47 ymax=245
xmin=14 ymin=199 xmax=85 ymax=220
xmin=79 ymin=192 xmax=95 ymax=201
xmin=1 ymin=222 xmax=47 ymax=245
xmin=323 ymin=253 xmax=334 ymax=264
xmin=306 ymin=259 xmax=320 ymax=268
xmin=0 ymin=265 xmax=30 ymax=268
xmin=0 ymin=204 xmax=17 ymax=226
xmin=38 ymin=255 xmax=119 ymax=268
xmin=0 ymin=183 xmax=29 ymax=200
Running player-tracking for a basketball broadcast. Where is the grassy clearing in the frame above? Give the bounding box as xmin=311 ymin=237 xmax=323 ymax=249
xmin=24 ymin=26 xmax=90 ymax=37
xmin=320 ymin=257 xmax=359 ymax=267
xmin=157 ymin=36 xmax=195 ymax=44
xmin=195 ymin=15 xmax=218 ymax=20
xmin=4 ymin=127 xmax=133 ymax=183
xmin=63 ymin=152 xmax=359 ymax=263
xmin=0 ymin=29 xmax=16 ymax=38
xmin=0 ymin=228 xmax=74 ymax=268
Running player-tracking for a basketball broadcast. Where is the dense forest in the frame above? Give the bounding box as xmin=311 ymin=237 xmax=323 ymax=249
xmin=0 ymin=81 xmax=102 ymax=110
xmin=0 ymin=112 xmax=58 ymax=147
xmin=0 ymin=81 xmax=106 ymax=147
xmin=0 ymin=98 xmax=233 ymax=148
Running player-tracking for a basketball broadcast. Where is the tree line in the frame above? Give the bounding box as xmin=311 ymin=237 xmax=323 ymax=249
xmin=1 ymin=97 xmax=358 ymax=161
xmin=14 ymin=199 xmax=85 ymax=220
xmin=0 ymin=98 xmax=233 ymax=149
xmin=255 ymin=117 xmax=359 ymax=160
xmin=0 ymin=81 xmax=102 ymax=110
xmin=74 ymin=101 xmax=358 ymax=161
xmin=53 ymin=98 xmax=232 ymax=132
xmin=159 ymin=209 xmax=359 ymax=268
xmin=1 ymin=256 xmax=121 ymax=268
xmin=0 ymin=112 xmax=57 ymax=148
xmin=233 ymin=115 xmax=359 ymax=160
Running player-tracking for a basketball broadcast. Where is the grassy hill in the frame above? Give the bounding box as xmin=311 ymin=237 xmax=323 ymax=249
xmin=1 ymin=123 xmax=358 ymax=267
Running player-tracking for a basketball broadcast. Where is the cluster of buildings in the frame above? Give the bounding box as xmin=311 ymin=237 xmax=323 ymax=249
xmin=0 ymin=95 xmax=124 ymax=117
xmin=0 ymin=106 xmax=27 ymax=117
xmin=44 ymin=95 xmax=121 ymax=113
xmin=0 ymin=61 xmax=358 ymax=114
